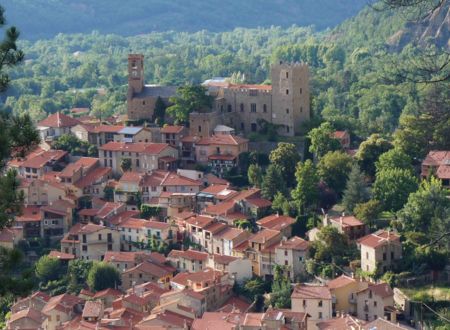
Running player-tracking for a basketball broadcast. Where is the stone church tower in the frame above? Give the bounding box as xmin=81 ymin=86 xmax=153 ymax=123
xmin=128 ymin=54 xmax=144 ymax=95
xmin=271 ymin=62 xmax=310 ymax=136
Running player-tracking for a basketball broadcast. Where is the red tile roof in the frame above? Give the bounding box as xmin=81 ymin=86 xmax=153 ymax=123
xmin=276 ymin=236 xmax=309 ymax=251
xmin=257 ymin=214 xmax=295 ymax=231
xmin=161 ymin=172 xmax=202 ymax=186
xmin=38 ymin=112 xmax=80 ymax=128
xmin=59 ymin=157 xmax=98 ymax=178
xmin=161 ymin=125 xmax=185 ymax=134
xmin=107 ymin=210 xmax=140 ymax=226
xmin=291 ymin=284 xmax=332 ymax=300
xmin=329 ymin=215 xmax=364 ymax=227
xmin=249 ymin=229 xmax=281 ymax=244
xmin=327 ymin=275 xmax=357 ymax=290
xmin=42 ymin=293 xmax=83 ymax=315
xmin=8 ymin=307 xmax=45 ymax=324
xmin=15 ymin=206 xmax=42 ymax=222
xmin=123 ymin=260 xmax=173 ymax=278
xmin=21 ymin=149 xmax=67 ymax=169
xmin=358 ymin=230 xmax=400 ymax=249
xmin=49 ymin=250 xmax=75 ymax=260
xmin=357 ymin=282 xmax=393 ymax=299
xmin=185 ymin=215 xmax=215 ymax=228
xmin=168 ymin=249 xmax=209 ymax=261
xmin=82 ymin=300 xmax=103 ymax=318
xmin=74 ymin=167 xmax=112 ymax=189
xmin=197 ymin=134 xmax=248 ymax=146
xmin=245 ymin=198 xmax=272 ymax=208
xmin=99 ymin=141 xmax=173 ymax=155
xmin=204 ymin=201 xmax=236 ymax=216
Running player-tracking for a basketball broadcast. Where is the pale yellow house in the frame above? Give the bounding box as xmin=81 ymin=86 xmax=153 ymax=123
xmin=327 ymin=274 xmax=369 ymax=315
xmin=291 ymin=284 xmax=333 ymax=323
xmin=356 ymin=282 xmax=394 ymax=322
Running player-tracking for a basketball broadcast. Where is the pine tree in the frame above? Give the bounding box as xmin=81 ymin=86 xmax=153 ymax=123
xmin=261 ymin=165 xmax=287 ymax=200
xmin=247 ymin=164 xmax=263 ymax=188
xmin=291 ymin=160 xmax=319 ymax=214
xmin=342 ymin=164 xmax=369 ymax=212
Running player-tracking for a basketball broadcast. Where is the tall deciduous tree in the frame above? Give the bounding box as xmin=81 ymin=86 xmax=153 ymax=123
xmin=317 ymin=151 xmax=353 ymax=196
xmin=261 ymin=165 xmax=287 ymax=200
xmin=167 ymin=85 xmax=212 ymax=124
xmin=87 ymin=262 xmax=121 ymax=292
xmin=153 ymin=96 xmax=166 ymax=125
xmin=376 ymin=148 xmax=413 ymax=173
xmin=342 ymin=164 xmax=369 ymax=212
xmin=356 ymin=134 xmax=392 ymax=177
xmin=308 ymin=122 xmax=342 ymax=159
xmin=373 ymin=168 xmax=418 ymax=212
xmin=291 ymin=160 xmax=319 ymax=214
xmin=269 ymin=142 xmax=301 ymax=186
xmin=354 ymin=200 xmax=382 ymax=230
xmin=399 ymin=177 xmax=450 ymax=233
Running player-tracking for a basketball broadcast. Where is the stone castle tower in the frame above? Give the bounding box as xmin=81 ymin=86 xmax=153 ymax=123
xmin=270 ymin=62 xmax=310 ymax=136
xmin=128 ymin=54 xmax=145 ymax=95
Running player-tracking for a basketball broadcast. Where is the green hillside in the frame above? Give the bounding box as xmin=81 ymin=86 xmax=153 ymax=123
xmin=2 ymin=0 xmax=366 ymax=40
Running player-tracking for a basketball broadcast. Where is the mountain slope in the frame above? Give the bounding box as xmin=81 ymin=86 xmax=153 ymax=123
xmin=3 ymin=0 xmax=366 ymax=40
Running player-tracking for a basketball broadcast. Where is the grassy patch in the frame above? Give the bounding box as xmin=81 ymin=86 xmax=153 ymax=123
xmin=400 ymin=285 xmax=450 ymax=302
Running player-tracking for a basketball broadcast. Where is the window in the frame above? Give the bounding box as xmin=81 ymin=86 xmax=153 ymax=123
xmin=299 ymin=256 xmax=304 ymax=261
xmin=82 ymin=235 xmax=87 ymax=243
xmin=318 ymin=312 xmax=323 ymax=319
xmin=263 ymin=104 xmax=267 ymax=113
xmin=374 ymin=301 xmax=377 ymax=307
xmin=241 ymin=123 xmax=245 ymax=130
xmin=284 ymin=260 xmax=288 ymax=266
xmin=198 ymin=125 xmax=202 ymax=133
xmin=82 ymin=245 xmax=87 ymax=252
xmin=251 ymin=103 xmax=256 ymax=113
xmin=300 ymin=88 xmax=303 ymax=94
xmin=286 ymin=126 xmax=290 ymax=133
xmin=56 ymin=315 xmax=60 ymax=322
xmin=318 ymin=300 xmax=323 ymax=307
xmin=108 ymin=244 xmax=113 ymax=251
xmin=286 ymin=89 xmax=289 ymax=95
xmin=286 ymin=108 xmax=289 ymax=114
xmin=251 ymin=123 xmax=257 ymax=132
xmin=227 ymin=105 xmax=232 ymax=112
xmin=136 ymin=159 xmax=140 ymax=167
xmin=240 ymin=103 xmax=244 ymax=112
xmin=303 ymin=300 xmax=306 ymax=307
xmin=284 ymin=250 xmax=288 ymax=256
xmin=300 ymin=106 xmax=303 ymax=112
xmin=366 ymin=252 xmax=369 ymax=259
xmin=391 ymin=251 xmax=394 ymax=259
xmin=98 ymin=234 xmax=102 ymax=241
xmin=286 ymin=71 xmax=289 ymax=78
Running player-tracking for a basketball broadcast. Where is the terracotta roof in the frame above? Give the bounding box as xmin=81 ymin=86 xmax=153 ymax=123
xmin=357 ymin=282 xmax=393 ymax=299
xmin=139 ymin=310 xmax=193 ymax=328
xmin=362 ymin=318 xmax=413 ymax=330
xmin=197 ymin=134 xmax=248 ymax=146
xmin=21 ymin=149 xmax=67 ymax=169
xmin=41 ymin=199 xmax=74 ymax=216
xmin=107 ymin=210 xmax=140 ymax=226
xmin=161 ymin=125 xmax=185 ymax=134
xmin=276 ymin=236 xmax=309 ymax=251
xmin=358 ymin=230 xmax=400 ymax=249
xmin=422 ymin=150 xmax=450 ymax=166
xmin=436 ymin=164 xmax=450 ymax=179
xmin=327 ymin=275 xmax=357 ymax=290
xmin=211 ymin=254 xmax=239 ymax=265
xmin=119 ymin=171 xmax=143 ymax=183
xmin=249 ymin=229 xmax=281 ymax=244
xmin=0 ymin=228 xmax=19 ymax=243
xmin=15 ymin=206 xmax=42 ymax=222
xmin=333 ymin=130 xmax=348 ymax=139
xmin=172 ymin=268 xmax=223 ymax=286
xmin=59 ymin=157 xmax=98 ymax=178
xmin=291 ymin=284 xmax=332 ymax=300
xmin=263 ymin=308 xmax=308 ymax=323
xmin=329 ymin=215 xmax=364 ymax=227
xmin=49 ymin=250 xmax=75 ymax=260
xmin=218 ymin=296 xmax=251 ymax=313
xmin=205 ymin=173 xmax=230 ymax=185
xmin=185 ymin=215 xmax=215 ymax=228
xmin=204 ymin=201 xmax=236 ymax=216
xmin=317 ymin=315 xmax=365 ymax=330
xmin=8 ymin=307 xmax=45 ymax=324
xmin=93 ymin=288 xmax=122 ymax=299
xmin=99 ymin=141 xmax=173 ymax=155
xmin=209 ymin=154 xmax=236 ymax=161
xmin=168 ymin=249 xmax=208 ymax=261
xmin=229 ymin=83 xmax=272 ymax=91
xmin=118 ymin=218 xmax=170 ymax=230
xmin=191 ymin=312 xmax=244 ymax=330
xmin=204 ymin=221 xmax=228 ymax=234
xmin=257 ymin=214 xmax=295 ymax=231
xmin=74 ymin=167 xmax=112 ymax=189
xmin=42 ymin=293 xmax=83 ymax=315
xmin=38 ymin=112 xmax=80 ymax=128
xmin=70 ymin=107 xmax=89 ymax=114
xmin=214 ymin=227 xmax=246 ymax=241
xmin=123 ymin=260 xmax=172 ymax=278
xmin=69 ymin=223 xmax=107 ymax=235
xmin=200 ymin=184 xmax=230 ymax=195
xmin=82 ymin=300 xmax=103 ymax=318
xmin=161 ymin=172 xmax=202 ymax=186
xmin=245 ymin=198 xmax=272 ymax=208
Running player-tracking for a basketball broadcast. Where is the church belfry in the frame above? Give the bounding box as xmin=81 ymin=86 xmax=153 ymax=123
xmin=128 ymin=54 xmax=144 ymax=95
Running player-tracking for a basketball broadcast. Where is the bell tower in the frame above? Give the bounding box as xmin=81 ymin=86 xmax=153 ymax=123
xmin=128 ymin=54 xmax=144 ymax=95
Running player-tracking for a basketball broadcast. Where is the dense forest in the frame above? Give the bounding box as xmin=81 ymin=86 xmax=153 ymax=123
xmin=3 ymin=4 xmax=448 ymax=145
xmin=3 ymin=0 xmax=366 ymax=40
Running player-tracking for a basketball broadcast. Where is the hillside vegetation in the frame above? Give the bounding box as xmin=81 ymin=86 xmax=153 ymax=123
xmin=3 ymin=0 xmax=366 ymax=40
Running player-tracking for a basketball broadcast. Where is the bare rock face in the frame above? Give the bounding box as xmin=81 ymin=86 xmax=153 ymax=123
xmin=387 ymin=3 xmax=450 ymax=50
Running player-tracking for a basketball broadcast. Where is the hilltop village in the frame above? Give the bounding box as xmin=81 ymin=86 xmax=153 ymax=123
xmin=2 ymin=54 xmax=449 ymax=330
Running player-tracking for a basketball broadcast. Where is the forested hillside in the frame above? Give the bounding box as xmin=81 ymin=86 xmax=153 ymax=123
xmin=3 ymin=0 xmax=366 ymax=40
xmin=2 ymin=2 xmax=449 ymax=149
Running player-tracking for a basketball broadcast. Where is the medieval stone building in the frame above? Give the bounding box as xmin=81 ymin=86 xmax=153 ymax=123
xmin=127 ymin=54 xmax=310 ymax=136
